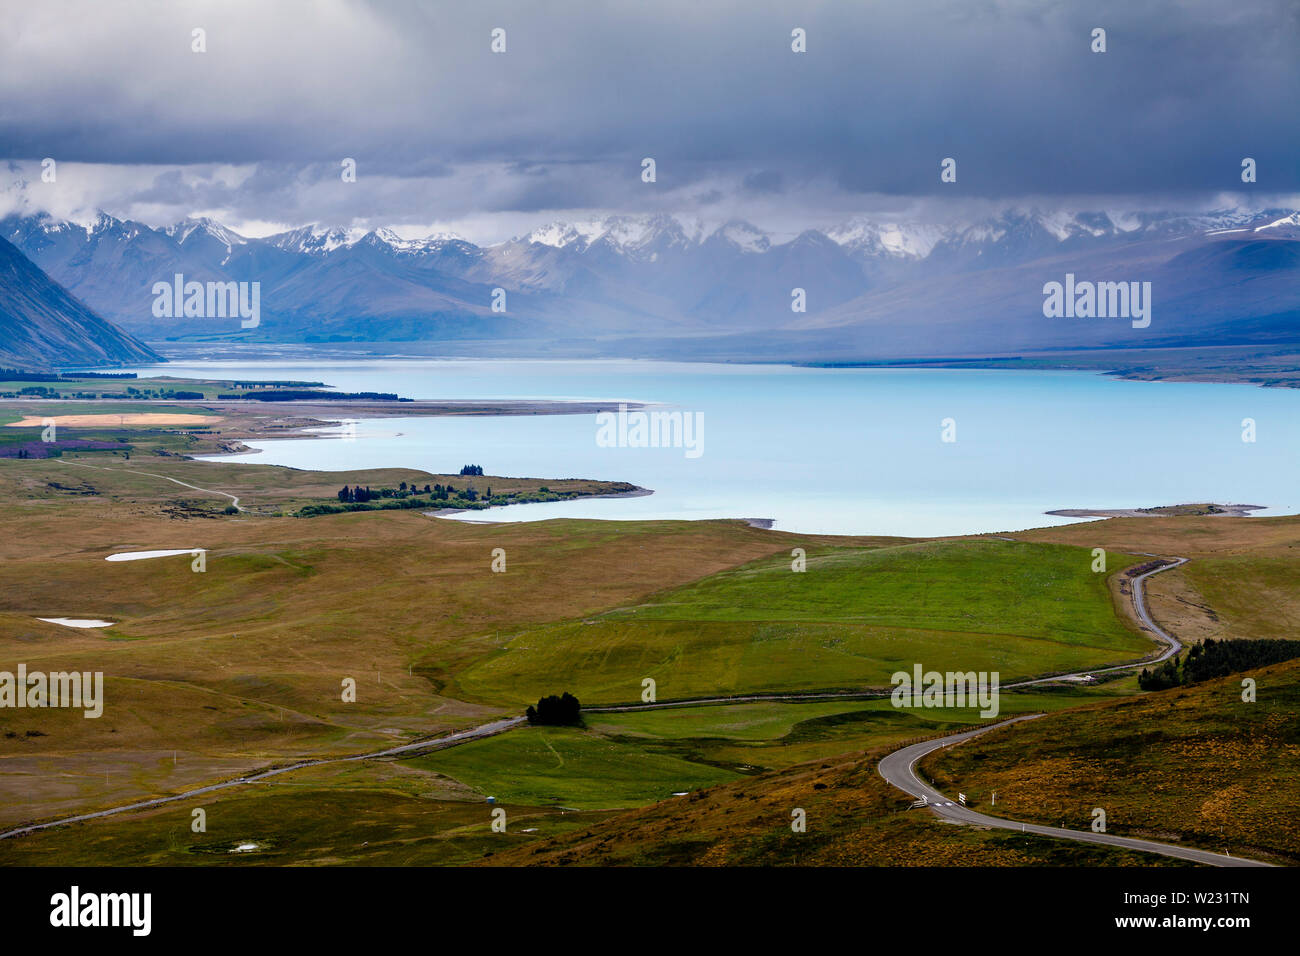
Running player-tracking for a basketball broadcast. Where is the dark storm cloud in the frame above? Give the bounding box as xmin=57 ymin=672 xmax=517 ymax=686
xmin=1 ymin=0 xmax=1296 ymax=224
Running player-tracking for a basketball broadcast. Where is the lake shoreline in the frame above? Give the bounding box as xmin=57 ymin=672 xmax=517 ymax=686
xmin=427 ymin=486 xmax=654 ymax=520
xmin=43 ymin=359 xmax=1300 ymax=537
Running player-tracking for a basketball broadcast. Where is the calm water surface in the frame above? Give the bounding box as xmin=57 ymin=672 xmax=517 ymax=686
xmin=117 ymin=358 xmax=1300 ymax=537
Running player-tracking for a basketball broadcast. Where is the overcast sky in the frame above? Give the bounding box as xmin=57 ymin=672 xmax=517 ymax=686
xmin=2 ymin=0 xmax=1297 ymax=242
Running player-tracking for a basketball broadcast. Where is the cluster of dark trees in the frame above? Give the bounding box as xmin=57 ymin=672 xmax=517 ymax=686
xmin=525 ymin=692 xmax=582 ymax=726
xmin=337 ymin=485 xmax=378 ymax=503
xmin=337 ymin=482 xmax=474 ymax=504
xmin=1139 ymin=638 xmax=1300 ymax=690
xmin=459 ymin=464 xmax=484 ymax=476
xmin=299 ymin=482 xmax=587 ymax=518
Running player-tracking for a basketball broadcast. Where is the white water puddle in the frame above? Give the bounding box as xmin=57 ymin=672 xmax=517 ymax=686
xmin=37 ymin=618 xmax=115 ymax=628
xmin=105 ymin=549 xmax=199 ymax=562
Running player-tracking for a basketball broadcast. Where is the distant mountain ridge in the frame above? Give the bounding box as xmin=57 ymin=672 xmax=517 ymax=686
xmin=0 ymin=235 xmax=161 ymax=370
xmin=3 ymin=206 xmax=1298 ymax=360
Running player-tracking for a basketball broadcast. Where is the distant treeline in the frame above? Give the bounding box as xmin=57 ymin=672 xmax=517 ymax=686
xmin=459 ymin=464 xmax=484 ymax=476
xmin=1139 ymin=638 xmax=1300 ymax=690
xmin=338 ymin=481 xmax=480 ymax=504
xmin=336 ymin=482 xmax=477 ymax=503
xmin=216 ymin=390 xmax=410 ymax=402
xmin=0 ymin=369 xmax=137 ymax=382
xmin=295 ymin=480 xmax=604 ymax=518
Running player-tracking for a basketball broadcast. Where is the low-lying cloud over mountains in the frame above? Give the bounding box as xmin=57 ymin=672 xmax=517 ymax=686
xmin=4 ymin=206 xmax=1297 ymax=360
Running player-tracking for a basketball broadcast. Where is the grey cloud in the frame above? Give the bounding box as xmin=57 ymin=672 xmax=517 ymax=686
xmin=0 ymin=0 xmax=1294 ymax=227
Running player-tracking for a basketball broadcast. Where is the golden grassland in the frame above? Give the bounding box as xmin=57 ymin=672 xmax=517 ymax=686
xmin=0 ymin=435 xmax=1297 ymax=865
xmin=0 ymin=452 xmax=892 ymax=829
xmin=0 ymin=697 xmax=1175 ymax=868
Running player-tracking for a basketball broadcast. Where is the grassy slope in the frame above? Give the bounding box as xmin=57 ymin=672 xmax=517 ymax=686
xmin=454 ymin=540 xmax=1153 ymax=706
xmin=0 ymin=687 xmax=1158 ymax=867
xmin=1022 ymin=512 xmax=1300 ymax=644
xmin=474 ymin=740 xmax=1183 ymax=867
xmin=416 ymin=685 xmax=1137 ymax=810
xmin=917 ymin=659 xmax=1300 ymax=863
xmin=0 ymin=456 xmax=837 ymax=827
xmin=0 ymin=756 xmax=618 ymax=866
xmin=3 ymin=442 xmax=1297 ymax=866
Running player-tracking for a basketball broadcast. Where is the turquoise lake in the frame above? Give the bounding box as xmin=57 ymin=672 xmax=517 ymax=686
xmin=117 ymin=358 xmax=1300 ymax=537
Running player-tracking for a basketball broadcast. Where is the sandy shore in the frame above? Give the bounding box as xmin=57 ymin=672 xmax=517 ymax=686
xmin=5 ymin=413 xmax=220 ymax=427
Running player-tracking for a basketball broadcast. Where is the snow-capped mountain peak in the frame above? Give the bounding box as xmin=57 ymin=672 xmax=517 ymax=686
xmin=366 ymin=226 xmax=472 ymax=253
xmin=267 ymin=223 xmax=367 ymax=255
xmin=165 ymin=216 xmax=248 ymax=248
xmin=164 ymin=217 xmax=249 ymax=263
xmin=709 ymin=220 xmax=771 ymax=253
xmin=525 ymin=220 xmax=605 ymax=250
xmin=594 ymin=214 xmax=694 ymax=258
xmin=826 ymin=218 xmax=949 ymax=259
xmin=523 ymin=214 xmax=700 ymax=257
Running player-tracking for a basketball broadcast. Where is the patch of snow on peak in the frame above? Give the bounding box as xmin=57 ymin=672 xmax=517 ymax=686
xmin=827 ymin=218 xmax=948 ymax=258
xmin=1256 ymin=211 xmax=1300 ymax=232
xmin=526 ymin=220 xmax=603 ymax=248
xmin=270 ymin=224 xmax=367 ymax=254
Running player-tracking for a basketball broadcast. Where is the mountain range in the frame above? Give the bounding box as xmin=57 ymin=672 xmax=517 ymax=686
xmin=4 ymin=206 xmax=1298 ymax=361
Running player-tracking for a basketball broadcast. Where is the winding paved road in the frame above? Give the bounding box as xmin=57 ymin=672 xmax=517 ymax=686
xmin=877 ymin=715 xmax=1272 ymax=867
